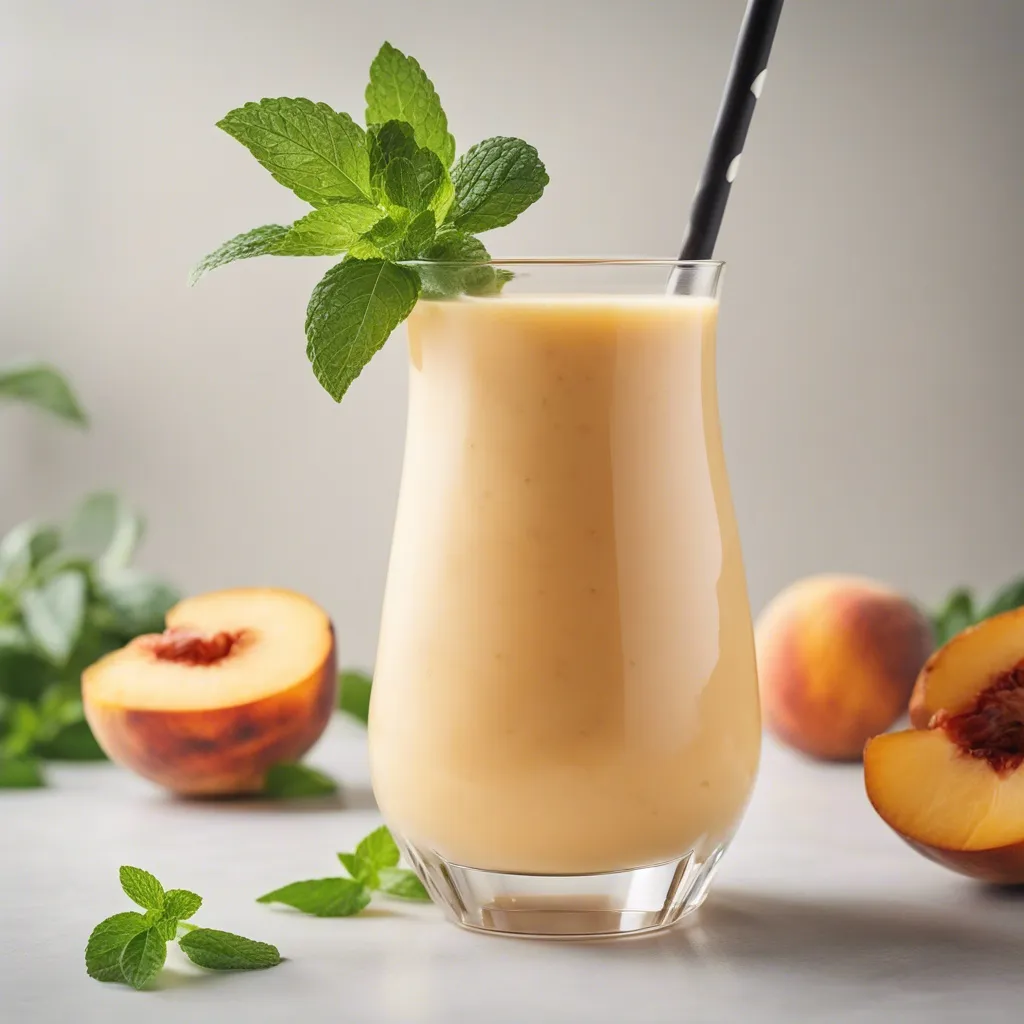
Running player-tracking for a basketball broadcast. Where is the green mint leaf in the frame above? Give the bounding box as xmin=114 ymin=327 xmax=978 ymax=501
xmin=338 ymin=669 xmax=372 ymax=723
xmin=355 ymin=825 xmax=400 ymax=871
xmin=35 ymin=717 xmax=106 ymax=761
xmin=85 ymin=912 xmax=149 ymax=982
xmin=399 ymin=210 xmax=437 ymax=258
xmin=0 ymin=520 xmax=62 ymax=583
xmin=351 ymin=212 xmax=411 ymax=260
xmin=119 ymin=866 xmax=165 ymax=911
xmin=118 ymin=927 xmax=167 ymax=990
xmin=63 ymin=492 xmax=144 ymax=572
xmin=305 ymin=259 xmax=420 ymax=402
xmin=154 ymin=917 xmax=178 ymax=941
xmin=981 ymin=578 xmax=1024 ymax=621
xmin=417 ymin=229 xmax=512 ymax=299
xmin=273 ymin=203 xmax=384 ymax=257
xmin=0 ymin=363 xmax=87 ymax=426
xmin=96 ymin=568 xmax=178 ymax=637
xmin=377 ymin=867 xmax=431 ymax=902
xmin=20 ymin=571 xmax=86 ymax=665
xmin=2 ymin=701 xmax=41 ymax=757
xmin=932 ymin=587 xmax=974 ymax=646
xmin=262 ymin=762 xmax=338 ymax=798
xmin=365 ymin=42 xmax=455 ymax=167
xmin=256 ymin=877 xmax=370 ymax=917
xmin=178 ymin=928 xmax=282 ymax=971
xmin=162 ymin=889 xmax=202 ymax=921
xmin=336 ymin=852 xmax=374 ymax=886
xmin=217 ymin=99 xmax=372 ymax=207
xmin=0 ymin=755 xmax=45 ymax=788
xmin=368 ymin=121 xmax=448 ymax=216
xmin=450 ymin=137 xmax=548 ymax=232
xmin=189 ymin=225 xmax=289 ymax=286
xmin=347 ymin=239 xmax=385 ymax=259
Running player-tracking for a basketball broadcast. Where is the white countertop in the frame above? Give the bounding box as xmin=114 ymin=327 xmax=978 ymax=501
xmin=5 ymin=716 xmax=1023 ymax=1023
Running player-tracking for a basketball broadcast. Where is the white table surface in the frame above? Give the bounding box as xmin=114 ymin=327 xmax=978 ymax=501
xmin=4 ymin=715 xmax=1024 ymax=1023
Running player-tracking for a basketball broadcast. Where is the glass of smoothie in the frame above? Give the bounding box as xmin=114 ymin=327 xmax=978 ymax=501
xmin=369 ymin=259 xmax=760 ymax=938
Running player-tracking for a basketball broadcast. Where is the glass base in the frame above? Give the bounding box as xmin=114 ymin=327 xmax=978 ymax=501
xmin=399 ymin=839 xmax=727 ymax=939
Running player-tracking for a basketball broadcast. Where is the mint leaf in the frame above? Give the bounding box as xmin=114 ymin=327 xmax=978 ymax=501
xmin=365 ymin=42 xmax=455 ymax=167
xmin=85 ymin=912 xmax=149 ymax=982
xmin=305 ymin=259 xmax=420 ymax=402
xmin=257 ymin=877 xmax=370 ymax=917
xmin=0 ymin=755 xmax=44 ymax=788
xmin=218 ymin=99 xmax=373 ymax=207
xmin=338 ymin=669 xmax=372 ymax=723
xmin=0 ymin=521 xmax=62 ymax=583
xmin=96 ymin=568 xmax=178 ymax=636
xmin=450 ymin=137 xmax=548 ymax=232
xmin=418 ymin=229 xmax=511 ymax=299
xmin=63 ymin=492 xmax=144 ymax=572
xmin=932 ymin=588 xmax=974 ymax=646
xmin=119 ymin=866 xmax=165 ymax=911
xmin=36 ymin=717 xmax=106 ymax=761
xmin=356 ymin=825 xmax=401 ymax=871
xmin=189 ymin=225 xmax=289 ymax=285
xmin=400 ymin=210 xmax=437 ymax=258
xmin=179 ymin=928 xmax=282 ymax=971
xmin=20 ymin=571 xmax=86 ymax=665
xmin=262 ymin=762 xmax=338 ymax=798
xmin=368 ymin=121 xmax=448 ymax=216
xmin=377 ymin=867 xmax=431 ymax=902
xmin=337 ymin=852 xmax=373 ymax=886
xmin=981 ymin=578 xmax=1024 ymax=621
xmin=274 ymin=204 xmax=384 ymax=257
xmin=119 ymin=927 xmax=167 ymax=990
xmin=0 ymin=363 xmax=87 ymax=426
xmin=163 ymin=889 xmax=202 ymax=921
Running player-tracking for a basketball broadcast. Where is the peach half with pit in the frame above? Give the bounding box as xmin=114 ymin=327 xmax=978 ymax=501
xmin=865 ymin=606 xmax=1024 ymax=883
xmin=83 ymin=587 xmax=336 ymax=796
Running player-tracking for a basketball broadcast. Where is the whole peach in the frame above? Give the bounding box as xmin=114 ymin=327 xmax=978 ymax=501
xmin=755 ymin=575 xmax=934 ymax=761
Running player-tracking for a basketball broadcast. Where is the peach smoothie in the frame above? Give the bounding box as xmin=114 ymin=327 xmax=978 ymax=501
xmin=370 ymin=293 xmax=761 ymax=875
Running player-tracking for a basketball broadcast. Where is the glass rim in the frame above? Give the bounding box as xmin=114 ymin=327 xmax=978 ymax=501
xmin=397 ymin=257 xmax=725 ymax=269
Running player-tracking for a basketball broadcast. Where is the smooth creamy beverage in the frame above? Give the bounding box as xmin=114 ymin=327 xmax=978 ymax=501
xmin=370 ymin=290 xmax=761 ymax=884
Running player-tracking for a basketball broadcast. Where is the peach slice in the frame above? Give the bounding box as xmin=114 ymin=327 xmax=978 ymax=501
xmin=865 ymin=607 xmax=1024 ymax=883
xmin=83 ymin=587 xmax=336 ymax=796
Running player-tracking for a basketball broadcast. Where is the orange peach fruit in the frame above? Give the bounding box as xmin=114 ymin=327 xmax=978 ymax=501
xmin=83 ymin=587 xmax=336 ymax=796
xmin=755 ymin=575 xmax=934 ymax=761
xmin=865 ymin=606 xmax=1024 ymax=884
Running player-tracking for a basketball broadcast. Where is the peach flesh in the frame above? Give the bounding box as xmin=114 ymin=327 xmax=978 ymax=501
xmin=937 ymin=664 xmax=1024 ymax=775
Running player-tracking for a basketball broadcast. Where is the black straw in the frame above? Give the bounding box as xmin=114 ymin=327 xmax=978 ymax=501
xmin=678 ymin=0 xmax=785 ymax=261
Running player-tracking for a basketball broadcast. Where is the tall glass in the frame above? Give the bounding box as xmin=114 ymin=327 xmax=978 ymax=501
xmin=369 ymin=260 xmax=760 ymax=938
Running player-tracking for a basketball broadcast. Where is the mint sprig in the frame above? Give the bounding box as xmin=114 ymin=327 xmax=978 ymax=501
xmin=257 ymin=825 xmax=430 ymax=917
xmin=193 ymin=42 xmax=547 ymax=403
xmin=86 ymin=867 xmax=281 ymax=990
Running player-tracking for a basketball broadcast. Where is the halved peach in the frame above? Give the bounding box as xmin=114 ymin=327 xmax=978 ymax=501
xmin=865 ymin=606 xmax=1024 ymax=883
xmin=83 ymin=587 xmax=336 ymax=796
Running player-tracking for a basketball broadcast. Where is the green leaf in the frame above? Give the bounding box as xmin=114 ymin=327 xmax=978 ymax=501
xmin=365 ymin=42 xmax=455 ymax=168
xmin=338 ymin=669 xmax=372 ymax=724
xmin=417 ymin=229 xmax=511 ymax=299
xmin=400 ymin=210 xmax=437 ymax=258
xmin=368 ymin=120 xmax=447 ymax=216
xmin=178 ymin=928 xmax=282 ymax=971
xmin=450 ymin=136 xmax=548 ymax=232
xmin=336 ymin=851 xmax=372 ymax=885
xmin=85 ymin=912 xmax=149 ymax=982
xmin=96 ymin=569 xmax=178 ymax=637
xmin=20 ymin=571 xmax=87 ymax=665
xmin=63 ymin=492 xmax=144 ymax=571
xmin=1 ymin=701 xmax=41 ymax=757
xmin=932 ymin=587 xmax=975 ymax=646
xmin=355 ymin=825 xmax=400 ymax=871
xmin=274 ymin=203 xmax=384 ymax=257
xmin=256 ymin=877 xmax=370 ymax=917
xmin=36 ymin=716 xmax=106 ymax=761
xmin=118 ymin=927 xmax=167 ymax=990
xmin=350 ymin=211 xmax=411 ymax=260
xmin=163 ymin=888 xmax=203 ymax=921
xmin=190 ymin=224 xmax=290 ymax=285
xmin=119 ymin=866 xmax=165 ymax=911
xmin=0 ymin=755 xmax=44 ymax=788
xmin=305 ymin=259 xmax=420 ymax=402
xmin=0 ymin=521 xmax=62 ymax=583
xmin=217 ymin=98 xmax=373 ymax=207
xmin=377 ymin=867 xmax=431 ymax=902
xmin=262 ymin=762 xmax=338 ymax=798
xmin=0 ymin=363 xmax=87 ymax=426
xmin=0 ymin=639 xmax=54 ymax=702
xmin=980 ymin=578 xmax=1024 ymax=621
